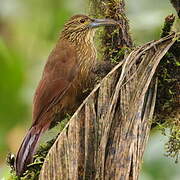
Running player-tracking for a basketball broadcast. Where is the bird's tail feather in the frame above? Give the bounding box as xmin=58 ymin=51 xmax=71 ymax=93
xmin=15 ymin=125 xmax=43 ymax=176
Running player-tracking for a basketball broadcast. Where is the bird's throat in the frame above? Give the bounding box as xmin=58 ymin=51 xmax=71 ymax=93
xmin=76 ymin=30 xmax=97 ymax=72
xmin=73 ymin=30 xmax=97 ymax=91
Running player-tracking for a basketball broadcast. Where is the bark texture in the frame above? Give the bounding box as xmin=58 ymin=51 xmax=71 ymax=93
xmin=90 ymin=0 xmax=133 ymax=61
xmin=39 ymin=34 xmax=178 ymax=180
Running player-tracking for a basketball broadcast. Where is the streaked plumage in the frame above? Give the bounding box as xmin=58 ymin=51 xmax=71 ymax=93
xmin=15 ymin=14 xmax=117 ymax=176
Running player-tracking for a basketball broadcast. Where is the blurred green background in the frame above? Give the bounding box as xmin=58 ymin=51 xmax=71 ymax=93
xmin=0 ymin=0 xmax=179 ymax=179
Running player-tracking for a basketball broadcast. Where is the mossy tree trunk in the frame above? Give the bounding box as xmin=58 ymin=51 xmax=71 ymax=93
xmin=38 ymin=1 xmax=179 ymax=180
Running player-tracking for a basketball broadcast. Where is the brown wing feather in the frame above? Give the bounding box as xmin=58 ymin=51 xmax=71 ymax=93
xmin=32 ymin=39 xmax=78 ymax=125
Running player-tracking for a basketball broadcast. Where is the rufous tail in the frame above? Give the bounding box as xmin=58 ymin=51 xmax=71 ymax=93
xmin=15 ymin=125 xmax=44 ymax=176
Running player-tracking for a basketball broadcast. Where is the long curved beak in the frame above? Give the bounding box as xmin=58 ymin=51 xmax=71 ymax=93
xmin=89 ymin=18 xmax=118 ymax=28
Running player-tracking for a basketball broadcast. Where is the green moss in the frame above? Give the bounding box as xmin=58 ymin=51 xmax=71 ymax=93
xmin=8 ymin=137 xmax=56 ymax=180
xmin=89 ymin=0 xmax=133 ymax=62
xmin=154 ymin=14 xmax=179 ymax=162
xmin=161 ymin=14 xmax=175 ymax=38
xmin=155 ymin=39 xmax=180 ymax=162
xmin=9 ymin=118 xmax=69 ymax=180
xmin=165 ymin=119 xmax=180 ymax=163
xmin=156 ymin=111 xmax=180 ymax=163
xmin=155 ymin=51 xmax=179 ymax=120
xmin=23 ymin=138 xmax=56 ymax=180
xmin=8 ymin=174 xmax=20 ymax=180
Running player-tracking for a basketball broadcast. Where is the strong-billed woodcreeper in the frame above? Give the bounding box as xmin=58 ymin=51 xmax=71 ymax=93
xmin=15 ymin=14 xmax=117 ymax=176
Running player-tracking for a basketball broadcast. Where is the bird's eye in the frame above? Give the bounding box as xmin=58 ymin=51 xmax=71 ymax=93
xmin=80 ymin=19 xmax=86 ymax=23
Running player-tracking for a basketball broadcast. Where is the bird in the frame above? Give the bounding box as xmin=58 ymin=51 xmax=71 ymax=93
xmin=15 ymin=14 xmax=118 ymax=176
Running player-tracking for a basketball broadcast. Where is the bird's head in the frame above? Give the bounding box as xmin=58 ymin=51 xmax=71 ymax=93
xmin=61 ymin=14 xmax=118 ymax=42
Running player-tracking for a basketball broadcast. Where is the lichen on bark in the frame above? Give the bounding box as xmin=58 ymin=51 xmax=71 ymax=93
xmin=154 ymin=14 xmax=180 ymax=162
xmin=89 ymin=0 xmax=133 ymax=62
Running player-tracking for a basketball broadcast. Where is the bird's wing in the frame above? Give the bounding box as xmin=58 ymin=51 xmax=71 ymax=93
xmin=32 ymin=40 xmax=78 ymax=125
